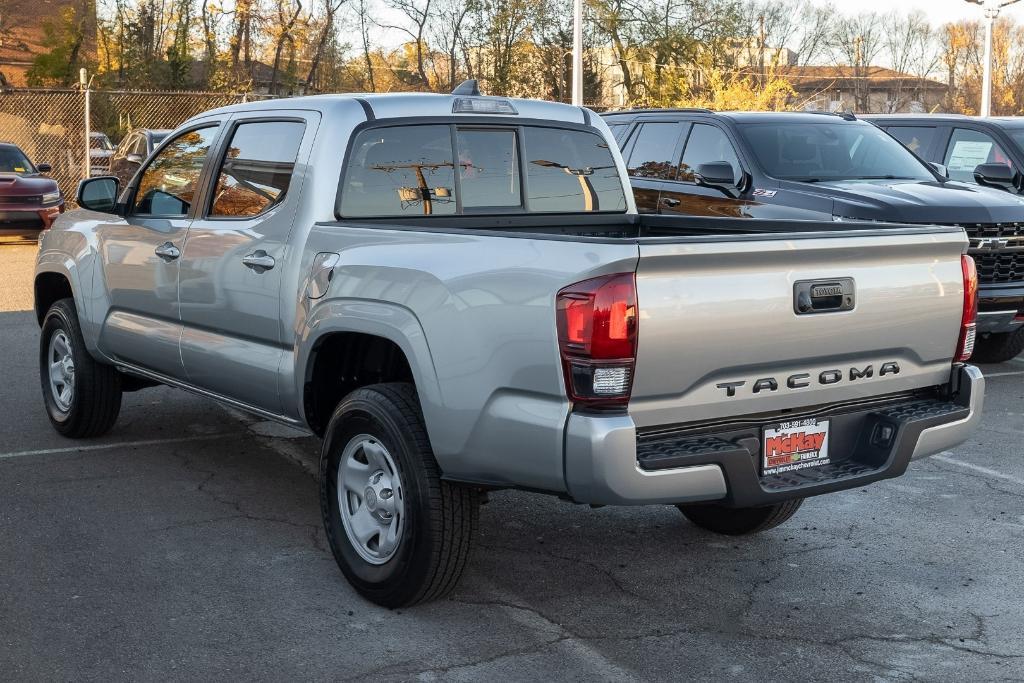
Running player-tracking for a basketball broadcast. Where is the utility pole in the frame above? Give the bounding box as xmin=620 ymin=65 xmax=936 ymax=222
xmin=967 ymin=0 xmax=1022 ymax=117
xmin=572 ymin=0 xmax=583 ymax=106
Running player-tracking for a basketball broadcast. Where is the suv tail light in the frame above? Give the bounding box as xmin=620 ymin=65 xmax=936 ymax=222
xmin=556 ymin=273 xmax=638 ymax=409
xmin=956 ymin=254 xmax=978 ymax=362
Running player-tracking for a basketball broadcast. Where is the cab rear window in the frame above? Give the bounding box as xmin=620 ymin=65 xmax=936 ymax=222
xmin=338 ymin=124 xmax=626 ymax=217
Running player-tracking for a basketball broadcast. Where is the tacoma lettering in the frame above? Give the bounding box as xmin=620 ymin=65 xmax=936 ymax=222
xmin=716 ymin=362 xmax=901 ymax=397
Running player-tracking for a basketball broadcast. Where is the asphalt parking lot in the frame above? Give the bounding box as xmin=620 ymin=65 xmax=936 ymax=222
xmin=1 ymin=240 xmax=1022 ymax=681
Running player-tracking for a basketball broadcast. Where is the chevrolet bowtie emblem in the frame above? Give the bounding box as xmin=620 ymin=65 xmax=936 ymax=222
xmin=975 ymin=238 xmax=1010 ymax=251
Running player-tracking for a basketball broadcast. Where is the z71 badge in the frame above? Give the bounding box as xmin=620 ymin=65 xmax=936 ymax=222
xmin=753 ymin=188 xmax=777 ymax=198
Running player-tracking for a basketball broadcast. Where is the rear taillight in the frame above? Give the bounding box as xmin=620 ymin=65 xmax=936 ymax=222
xmin=956 ymin=255 xmax=978 ymax=362
xmin=556 ymin=273 xmax=638 ymax=409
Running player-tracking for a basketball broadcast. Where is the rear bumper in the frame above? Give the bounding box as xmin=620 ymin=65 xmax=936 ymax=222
xmin=564 ymin=365 xmax=984 ymax=506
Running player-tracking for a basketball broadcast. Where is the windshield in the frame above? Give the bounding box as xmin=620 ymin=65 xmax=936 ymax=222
xmin=0 ymin=146 xmax=36 ymax=174
xmin=90 ymin=135 xmax=113 ymax=151
xmin=738 ymin=121 xmax=934 ymax=182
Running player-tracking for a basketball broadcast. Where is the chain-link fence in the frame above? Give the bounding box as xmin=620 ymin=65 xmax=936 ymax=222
xmin=0 ymin=89 xmax=270 ymax=205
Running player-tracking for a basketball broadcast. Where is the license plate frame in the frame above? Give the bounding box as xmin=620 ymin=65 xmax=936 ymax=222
xmin=762 ymin=418 xmax=831 ymax=476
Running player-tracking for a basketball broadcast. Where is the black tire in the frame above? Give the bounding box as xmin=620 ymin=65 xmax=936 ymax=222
xmin=319 ymin=382 xmax=479 ymax=607
xmin=971 ymin=328 xmax=1024 ymax=364
xmin=677 ymin=498 xmax=803 ymax=536
xmin=39 ymin=298 xmax=122 ymax=438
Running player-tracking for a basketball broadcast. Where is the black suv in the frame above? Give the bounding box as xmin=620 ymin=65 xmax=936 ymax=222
xmin=603 ymin=109 xmax=1024 ymax=362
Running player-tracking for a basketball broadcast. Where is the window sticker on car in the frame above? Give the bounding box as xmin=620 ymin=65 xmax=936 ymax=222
xmin=947 ymin=140 xmax=994 ymax=172
xmin=762 ymin=418 xmax=830 ymax=476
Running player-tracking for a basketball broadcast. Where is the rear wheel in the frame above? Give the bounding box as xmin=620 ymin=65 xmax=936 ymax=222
xmin=319 ymin=383 xmax=479 ymax=607
xmin=971 ymin=328 xmax=1024 ymax=364
xmin=677 ymin=499 xmax=803 ymax=536
xmin=39 ymin=298 xmax=122 ymax=438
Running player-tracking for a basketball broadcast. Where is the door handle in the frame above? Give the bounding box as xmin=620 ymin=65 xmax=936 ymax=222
xmin=661 ymin=197 xmax=681 ymax=208
xmin=242 ymin=250 xmax=276 ymax=272
xmin=154 ymin=242 xmax=180 ymax=261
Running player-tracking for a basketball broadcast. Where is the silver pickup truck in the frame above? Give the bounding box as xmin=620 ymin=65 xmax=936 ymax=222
xmin=35 ymin=87 xmax=984 ymax=607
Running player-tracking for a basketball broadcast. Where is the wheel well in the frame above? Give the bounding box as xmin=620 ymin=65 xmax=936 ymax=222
xmin=304 ymin=332 xmax=414 ymax=436
xmin=34 ymin=272 xmax=73 ymax=326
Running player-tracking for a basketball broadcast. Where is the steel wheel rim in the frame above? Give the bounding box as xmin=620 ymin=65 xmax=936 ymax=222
xmin=47 ymin=330 xmax=75 ymax=413
xmin=337 ymin=434 xmax=405 ymax=565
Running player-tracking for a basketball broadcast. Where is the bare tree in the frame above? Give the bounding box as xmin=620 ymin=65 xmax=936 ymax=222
xmin=828 ymin=12 xmax=884 ymax=112
xmin=307 ymin=0 xmax=347 ymax=88
xmin=269 ymin=0 xmax=304 ymax=94
xmin=381 ymin=0 xmax=432 ymax=88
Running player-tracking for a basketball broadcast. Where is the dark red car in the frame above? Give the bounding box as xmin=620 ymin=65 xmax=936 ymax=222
xmin=0 ymin=142 xmax=64 ymax=232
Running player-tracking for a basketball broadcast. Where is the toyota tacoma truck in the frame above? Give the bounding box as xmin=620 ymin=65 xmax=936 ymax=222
xmin=35 ymin=85 xmax=984 ymax=607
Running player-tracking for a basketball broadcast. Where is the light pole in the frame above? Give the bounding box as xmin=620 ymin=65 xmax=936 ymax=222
xmin=571 ymin=0 xmax=583 ymax=106
xmin=80 ymin=68 xmax=91 ymax=179
xmin=967 ymin=0 xmax=1022 ymax=117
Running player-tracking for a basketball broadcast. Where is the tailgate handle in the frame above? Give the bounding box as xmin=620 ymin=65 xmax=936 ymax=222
xmin=794 ymin=278 xmax=855 ymax=315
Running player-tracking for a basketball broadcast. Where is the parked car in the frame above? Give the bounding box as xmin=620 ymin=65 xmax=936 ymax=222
xmin=864 ymin=114 xmax=1024 ymax=192
xmin=36 ymin=89 xmax=983 ymax=606
xmin=109 ymin=128 xmax=170 ymax=185
xmin=603 ymin=109 xmax=1024 ymax=362
xmin=0 ymin=142 xmax=63 ymax=232
xmin=89 ymin=132 xmax=114 ymax=176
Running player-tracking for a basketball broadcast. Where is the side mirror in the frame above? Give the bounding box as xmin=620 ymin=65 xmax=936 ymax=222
xmin=974 ymin=162 xmax=1020 ymax=192
xmin=77 ymin=176 xmax=120 ymax=214
xmin=37 ymin=162 xmax=52 ymax=173
xmin=695 ymin=162 xmax=739 ymax=196
xmin=928 ymin=162 xmax=949 ymax=179
xmin=126 ymin=153 xmax=143 ymax=165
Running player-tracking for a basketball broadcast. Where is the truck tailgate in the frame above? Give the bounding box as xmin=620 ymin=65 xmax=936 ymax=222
xmin=630 ymin=227 xmax=968 ymax=429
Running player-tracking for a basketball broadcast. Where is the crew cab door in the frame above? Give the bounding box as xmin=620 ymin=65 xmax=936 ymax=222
xmin=95 ymin=123 xmax=223 ymax=379
xmin=658 ymin=122 xmax=757 ymax=218
xmin=622 ymin=121 xmax=684 ymax=213
xmin=177 ymin=112 xmax=319 ymax=414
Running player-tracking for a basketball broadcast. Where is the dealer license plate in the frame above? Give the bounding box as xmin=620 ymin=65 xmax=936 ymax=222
xmin=762 ymin=418 xmax=831 ymax=476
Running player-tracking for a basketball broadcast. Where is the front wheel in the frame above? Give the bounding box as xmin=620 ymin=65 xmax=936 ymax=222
xmin=319 ymin=383 xmax=479 ymax=607
xmin=39 ymin=298 xmax=122 ymax=437
xmin=677 ymin=499 xmax=803 ymax=536
xmin=971 ymin=328 xmax=1024 ymax=364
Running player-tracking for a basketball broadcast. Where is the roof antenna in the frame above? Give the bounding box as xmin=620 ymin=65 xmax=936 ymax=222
xmin=452 ymin=80 xmax=481 ymax=96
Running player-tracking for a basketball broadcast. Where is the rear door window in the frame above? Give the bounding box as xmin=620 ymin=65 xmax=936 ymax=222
xmin=338 ymin=123 xmax=626 ymax=216
xmin=886 ymin=126 xmax=937 ymax=156
xmin=209 ymin=120 xmax=306 ymax=217
xmin=625 ymin=122 xmax=680 ymax=179
xmin=944 ymin=128 xmax=1014 ymax=183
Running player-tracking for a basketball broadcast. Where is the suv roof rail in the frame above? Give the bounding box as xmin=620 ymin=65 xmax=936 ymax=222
xmin=601 ymin=107 xmax=716 ymax=116
xmin=804 ymin=110 xmax=857 ymax=122
xmin=452 ymin=79 xmax=481 ymax=96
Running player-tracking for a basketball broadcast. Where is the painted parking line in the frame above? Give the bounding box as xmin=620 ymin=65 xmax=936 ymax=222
xmin=0 ymin=434 xmax=231 ymax=461
xmin=933 ymin=454 xmax=1024 ymax=487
